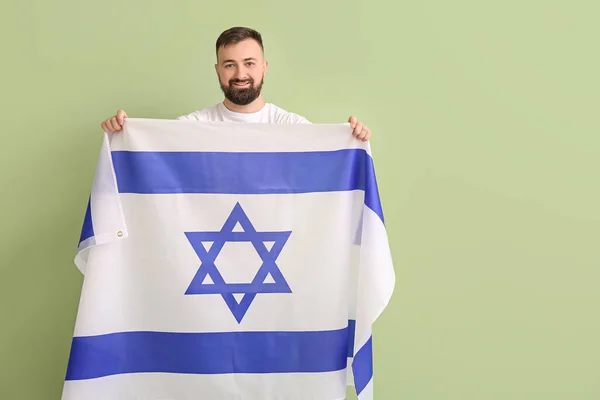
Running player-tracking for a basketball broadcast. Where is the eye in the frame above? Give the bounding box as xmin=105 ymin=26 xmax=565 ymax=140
xmin=225 ymin=64 xmax=234 ymax=68
xmin=246 ymin=62 xmax=255 ymax=67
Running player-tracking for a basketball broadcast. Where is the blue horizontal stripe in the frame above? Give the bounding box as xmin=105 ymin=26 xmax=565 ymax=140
xmin=66 ymin=327 xmax=350 ymax=381
xmin=363 ymin=154 xmax=385 ymax=224
xmin=78 ymin=196 xmax=94 ymax=245
xmin=111 ymin=149 xmax=384 ymax=222
xmin=347 ymin=319 xmax=356 ymax=358
xmin=352 ymin=336 xmax=374 ymax=394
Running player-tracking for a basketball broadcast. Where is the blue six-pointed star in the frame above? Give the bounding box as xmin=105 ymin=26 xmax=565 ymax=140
xmin=184 ymin=202 xmax=292 ymax=323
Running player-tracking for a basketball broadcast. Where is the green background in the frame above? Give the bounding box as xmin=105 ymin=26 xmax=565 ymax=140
xmin=1 ymin=0 xmax=599 ymax=398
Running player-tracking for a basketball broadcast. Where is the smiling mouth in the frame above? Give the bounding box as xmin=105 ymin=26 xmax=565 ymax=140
xmin=232 ymin=82 xmax=250 ymax=88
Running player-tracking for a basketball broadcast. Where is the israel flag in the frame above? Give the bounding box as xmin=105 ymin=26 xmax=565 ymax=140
xmin=63 ymin=119 xmax=395 ymax=400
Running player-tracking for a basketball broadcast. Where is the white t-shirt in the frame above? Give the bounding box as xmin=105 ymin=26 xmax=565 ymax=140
xmin=177 ymin=102 xmax=310 ymax=124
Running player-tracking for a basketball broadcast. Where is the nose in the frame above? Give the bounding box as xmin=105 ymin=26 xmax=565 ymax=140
xmin=233 ymin=66 xmax=249 ymax=81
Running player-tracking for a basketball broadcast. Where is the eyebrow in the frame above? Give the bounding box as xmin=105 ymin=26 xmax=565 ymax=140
xmin=222 ymin=58 xmax=258 ymax=65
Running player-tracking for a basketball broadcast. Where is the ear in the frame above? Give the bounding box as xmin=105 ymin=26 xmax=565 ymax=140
xmin=264 ymin=59 xmax=269 ymax=73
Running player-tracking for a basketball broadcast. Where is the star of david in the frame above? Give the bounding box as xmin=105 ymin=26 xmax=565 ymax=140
xmin=184 ymin=202 xmax=292 ymax=323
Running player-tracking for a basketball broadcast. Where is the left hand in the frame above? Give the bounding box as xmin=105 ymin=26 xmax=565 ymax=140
xmin=348 ymin=116 xmax=371 ymax=142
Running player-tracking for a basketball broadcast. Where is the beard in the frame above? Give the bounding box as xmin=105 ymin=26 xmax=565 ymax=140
xmin=220 ymin=75 xmax=264 ymax=106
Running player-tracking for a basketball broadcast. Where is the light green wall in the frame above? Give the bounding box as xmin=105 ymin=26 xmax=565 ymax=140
xmin=1 ymin=0 xmax=599 ymax=399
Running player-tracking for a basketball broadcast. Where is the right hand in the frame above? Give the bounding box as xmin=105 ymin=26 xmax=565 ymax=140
xmin=101 ymin=110 xmax=128 ymax=132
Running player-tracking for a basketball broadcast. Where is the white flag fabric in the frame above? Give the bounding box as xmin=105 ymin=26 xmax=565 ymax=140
xmin=63 ymin=119 xmax=395 ymax=400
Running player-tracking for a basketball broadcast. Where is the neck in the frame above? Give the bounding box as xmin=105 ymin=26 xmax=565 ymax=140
xmin=222 ymin=96 xmax=266 ymax=113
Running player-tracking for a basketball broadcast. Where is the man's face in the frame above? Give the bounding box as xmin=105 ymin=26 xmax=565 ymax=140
xmin=215 ymin=39 xmax=268 ymax=106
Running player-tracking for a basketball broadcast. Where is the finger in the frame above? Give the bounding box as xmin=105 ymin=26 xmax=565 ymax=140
xmin=348 ymin=115 xmax=357 ymax=128
xmin=117 ymin=110 xmax=127 ymax=125
xmin=104 ymin=121 xmax=114 ymax=132
xmin=103 ymin=121 xmax=115 ymax=132
xmin=359 ymin=128 xmax=370 ymax=141
xmin=101 ymin=121 xmax=108 ymax=132
xmin=353 ymin=122 xmax=363 ymax=136
xmin=357 ymin=128 xmax=366 ymax=140
xmin=110 ymin=118 xmax=122 ymax=131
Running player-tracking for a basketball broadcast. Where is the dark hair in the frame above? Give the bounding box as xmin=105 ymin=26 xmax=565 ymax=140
xmin=216 ymin=27 xmax=264 ymax=56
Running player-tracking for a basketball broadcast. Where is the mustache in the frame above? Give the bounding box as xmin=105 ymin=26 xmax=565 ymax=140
xmin=229 ymin=78 xmax=254 ymax=85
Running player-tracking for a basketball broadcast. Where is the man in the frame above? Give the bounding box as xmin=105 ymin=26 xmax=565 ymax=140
xmin=100 ymin=26 xmax=372 ymax=141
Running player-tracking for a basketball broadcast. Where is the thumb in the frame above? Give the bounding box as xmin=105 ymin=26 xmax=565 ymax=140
xmin=348 ymin=115 xmax=357 ymax=128
xmin=117 ymin=110 xmax=128 ymax=125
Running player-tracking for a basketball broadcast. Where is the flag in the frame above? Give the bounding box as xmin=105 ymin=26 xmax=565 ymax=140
xmin=63 ymin=118 xmax=395 ymax=400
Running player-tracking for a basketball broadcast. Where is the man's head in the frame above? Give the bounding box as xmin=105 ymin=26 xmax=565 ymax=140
xmin=215 ymin=27 xmax=268 ymax=106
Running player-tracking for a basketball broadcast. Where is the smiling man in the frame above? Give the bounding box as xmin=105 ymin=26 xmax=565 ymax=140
xmin=101 ymin=26 xmax=371 ymax=141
